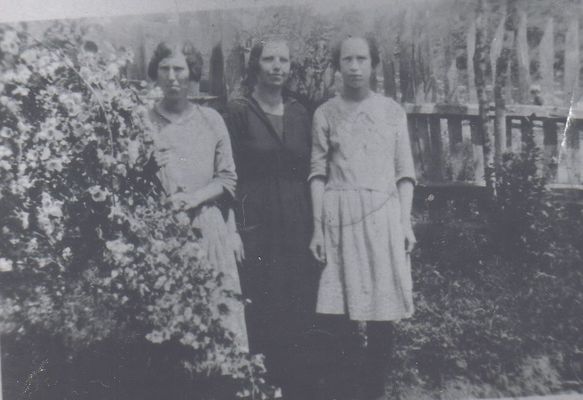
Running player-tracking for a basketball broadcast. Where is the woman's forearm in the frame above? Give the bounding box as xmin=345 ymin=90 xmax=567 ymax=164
xmin=397 ymin=179 xmax=414 ymax=224
xmin=310 ymin=177 xmax=325 ymax=233
xmin=187 ymin=181 xmax=225 ymax=209
xmin=226 ymin=208 xmax=237 ymax=233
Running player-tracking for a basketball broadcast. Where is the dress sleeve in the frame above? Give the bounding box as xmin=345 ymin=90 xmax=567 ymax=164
xmin=210 ymin=110 xmax=238 ymax=199
xmin=223 ymin=100 xmax=247 ymax=166
xmin=394 ymin=105 xmax=417 ymax=185
xmin=308 ymin=106 xmax=330 ymax=182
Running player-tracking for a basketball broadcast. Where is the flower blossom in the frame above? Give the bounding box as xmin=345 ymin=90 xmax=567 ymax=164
xmin=0 ymin=258 xmax=13 ymax=272
xmin=88 ymin=185 xmax=109 ymax=202
xmin=0 ymin=29 xmax=19 ymax=55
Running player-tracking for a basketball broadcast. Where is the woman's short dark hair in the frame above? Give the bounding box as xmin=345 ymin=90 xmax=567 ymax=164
xmin=243 ymin=39 xmax=289 ymax=92
xmin=147 ymin=41 xmax=203 ymax=82
xmin=331 ymin=36 xmax=380 ymax=71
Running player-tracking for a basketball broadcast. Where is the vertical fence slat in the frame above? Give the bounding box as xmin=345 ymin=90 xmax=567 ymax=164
xmin=429 ymin=115 xmax=444 ymax=181
xmin=543 ymin=119 xmax=559 ymax=182
xmin=447 ymin=115 xmax=464 ymax=180
xmin=558 ymin=119 xmax=582 ymax=184
xmin=505 ymin=117 xmax=513 ymax=150
xmin=519 ymin=118 xmax=533 ymax=149
xmin=416 ymin=115 xmax=433 ymax=181
xmin=408 ymin=115 xmax=426 ymax=182
xmin=470 ymin=117 xmax=485 ymax=184
xmin=440 ymin=117 xmax=451 ymax=171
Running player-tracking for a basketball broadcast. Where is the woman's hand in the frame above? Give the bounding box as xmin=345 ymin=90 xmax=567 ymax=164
xmin=168 ymin=191 xmax=203 ymax=211
xmin=402 ymin=220 xmax=417 ymax=255
xmin=310 ymin=229 xmax=326 ymax=265
xmin=153 ymin=146 xmax=171 ymax=168
xmin=230 ymin=232 xmax=245 ymax=264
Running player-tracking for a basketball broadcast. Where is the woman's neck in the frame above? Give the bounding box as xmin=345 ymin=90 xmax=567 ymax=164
xmin=252 ymin=84 xmax=283 ymax=114
xmin=341 ymin=86 xmax=371 ymax=103
xmin=160 ymin=96 xmax=190 ymax=115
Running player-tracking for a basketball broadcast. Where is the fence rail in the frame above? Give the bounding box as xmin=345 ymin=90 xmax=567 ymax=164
xmin=405 ymin=103 xmax=583 ymax=188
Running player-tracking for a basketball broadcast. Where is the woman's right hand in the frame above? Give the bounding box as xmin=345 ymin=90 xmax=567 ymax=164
xmin=309 ymin=229 xmax=326 ymax=265
xmin=153 ymin=146 xmax=171 ymax=168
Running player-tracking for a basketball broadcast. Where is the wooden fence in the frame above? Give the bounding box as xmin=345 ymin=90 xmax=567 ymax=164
xmin=405 ymin=103 xmax=583 ymax=188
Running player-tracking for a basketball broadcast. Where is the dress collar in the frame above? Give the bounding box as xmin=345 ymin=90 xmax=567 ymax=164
xmin=153 ymin=102 xmax=197 ymax=125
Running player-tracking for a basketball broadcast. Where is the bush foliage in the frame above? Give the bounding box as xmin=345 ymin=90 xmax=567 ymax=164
xmin=0 ymin=22 xmax=270 ymax=399
xmin=395 ymin=127 xmax=583 ymax=396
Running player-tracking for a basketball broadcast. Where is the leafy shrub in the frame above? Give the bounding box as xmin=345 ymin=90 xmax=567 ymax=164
xmin=394 ymin=126 xmax=583 ymax=396
xmin=0 ymin=21 xmax=270 ymax=399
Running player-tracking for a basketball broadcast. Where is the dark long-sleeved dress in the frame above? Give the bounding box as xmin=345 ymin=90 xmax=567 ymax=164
xmin=224 ymin=95 xmax=319 ymax=384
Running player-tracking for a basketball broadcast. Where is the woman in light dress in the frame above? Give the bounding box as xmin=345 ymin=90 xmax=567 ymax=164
xmin=146 ymin=41 xmax=248 ymax=352
xmin=309 ymin=36 xmax=416 ymax=400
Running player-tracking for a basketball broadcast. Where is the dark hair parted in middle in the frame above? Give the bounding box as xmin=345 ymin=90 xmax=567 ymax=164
xmin=147 ymin=41 xmax=204 ymax=82
xmin=331 ymin=36 xmax=381 ymax=71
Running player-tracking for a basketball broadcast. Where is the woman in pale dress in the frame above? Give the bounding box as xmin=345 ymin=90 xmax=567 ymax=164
xmin=146 ymin=41 xmax=248 ymax=352
xmin=309 ymin=36 xmax=416 ymax=400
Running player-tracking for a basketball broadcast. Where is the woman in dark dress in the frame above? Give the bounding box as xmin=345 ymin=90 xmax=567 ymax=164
xmin=224 ymin=39 xmax=319 ymax=400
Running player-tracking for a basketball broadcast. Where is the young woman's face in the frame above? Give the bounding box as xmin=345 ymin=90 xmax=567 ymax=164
xmin=157 ymin=54 xmax=190 ymax=99
xmin=256 ymin=41 xmax=290 ymax=89
xmin=339 ymin=38 xmax=372 ymax=91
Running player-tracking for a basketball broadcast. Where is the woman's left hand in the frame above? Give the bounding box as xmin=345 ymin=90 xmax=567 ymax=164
xmin=230 ymin=232 xmax=245 ymax=264
xmin=168 ymin=192 xmax=202 ymax=211
xmin=403 ymin=222 xmax=417 ymax=254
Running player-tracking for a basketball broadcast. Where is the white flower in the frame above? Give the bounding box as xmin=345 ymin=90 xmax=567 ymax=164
xmin=127 ymin=140 xmax=140 ymax=166
xmin=17 ymin=121 xmax=32 ymax=134
xmin=46 ymin=157 xmax=65 ymax=172
xmin=0 ymin=30 xmax=19 ymax=55
xmin=0 ymin=258 xmax=13 ymax=272
xmin=38 ymin=118 xmax=64 ymax=141
xmin=38 ymin=193 xmax=64 ymax=237
xmin=146 ymin=330 xmax=168 ymax=344
xmin=16 ymin=210 xmax=29 ymax=229
xmin=88 ymin=185 xmax=109 ymax=202
xmin=20 ymin=48 xmax=37 ymax=65
xmin=0 ymin=127 xmax=12 ymax=138
xmin=62 ymin=247 xmax=72 ymax=259
xmin=58 ymin=93 xmax=82 ymax=116
xmin=105 ymin=237 xmax=134 ymax=266
xmin=12 ymin=86 xmax=29 ymax=97
xmin=40 ymin=147 xmax=51 ymax=161
xmin=0 ymin=145 xmax=13 ymax=158
xmin=10 ymin=65 xmax=32 ymax=84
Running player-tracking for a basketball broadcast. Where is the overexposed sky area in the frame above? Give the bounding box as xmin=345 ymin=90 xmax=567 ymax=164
xmin=0 ymin=0 xmax=399 ymax=23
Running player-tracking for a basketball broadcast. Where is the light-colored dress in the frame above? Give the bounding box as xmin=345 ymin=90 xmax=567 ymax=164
xmin=310 ymin=93 xmax=416 ymax=321
xmin=149 ymin=103 xmax=248 ymax=350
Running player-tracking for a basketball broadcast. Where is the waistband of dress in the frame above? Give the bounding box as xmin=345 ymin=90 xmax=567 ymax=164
xmin=324 ymin=184 xmax=398 ymax=196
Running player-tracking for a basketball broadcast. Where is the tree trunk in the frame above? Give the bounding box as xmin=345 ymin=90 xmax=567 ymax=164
xmin=516 ymin=0 xmax=530 ymax=103
xmin=539 ymin=17 xmax=554 ymax=103
xmin=474 ymin=0 xmax=496 ymax=195
xmin=564 ymin=14 xmax=580 ymax=103
xmin=467 ymin=18 xmax=477 ymax=103
xmin=490 ymin=16 xmax=505 ymax=83
xmin=494 ymin=0 xmax=518 ymax=164
xmin=209 ymin=43 xmax=227 ymax=110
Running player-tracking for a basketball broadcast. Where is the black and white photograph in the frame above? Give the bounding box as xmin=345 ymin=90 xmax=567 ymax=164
xmin=1 ymin=0 xmax=583 ymax=399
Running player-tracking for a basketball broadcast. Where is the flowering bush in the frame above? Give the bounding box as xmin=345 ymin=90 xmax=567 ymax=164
xmin=0 ymin=21 xmax=271 ymax=399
